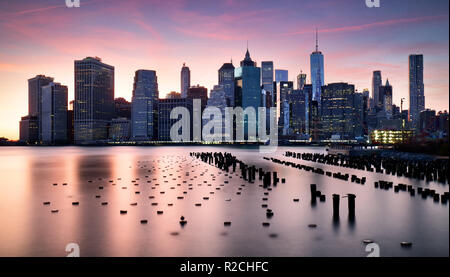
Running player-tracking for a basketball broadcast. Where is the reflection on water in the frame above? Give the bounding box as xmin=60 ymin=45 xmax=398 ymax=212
xmin=0 ymin=146 xmax=448 ymax=257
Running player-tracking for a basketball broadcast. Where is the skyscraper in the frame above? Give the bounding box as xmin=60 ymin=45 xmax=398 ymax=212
xmin=203 ymin=85 xmax=228 ymax=140
xmin=131 ymin=70 xmax=159 ymax=141
xmin=181 ymin=63 xmax=190 ymax=98
xmin=409 ymin=54 xmax=424 ymax=129
xmin=41 ymin=82 xmax=68 ymax=144
xmin=310 ymin=29 xmax=324 ymax=103
xmin=320 ymin=83 xmax=362 ymax=140
xmin=275 ymin=69 xmax=288 ymax=83
xmin=279 ymin=81 xmax=293 ymax=135
xmin=297 ymin=71 xmax=307 ymax=90
xmin=158 ymin=98 xmax=193 ymax=141
xmin=218 ymin=61 xmax=235 ymax=106
xmin=379 ymin=79 xmax=393 ymax=118
xmin=371 ymin=71 xmax=382 ymax=111
xmin=234 ymin=48 xmax=261 ymax=140
xmin=28 ymin=75 xmax=54 ymax=141
xmin=74 ymin=57 xmax=114 ymax=144
xmin=261 ymin=61 xmax=274 ymax=107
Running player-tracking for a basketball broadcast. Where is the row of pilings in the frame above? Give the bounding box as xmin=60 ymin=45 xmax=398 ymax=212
xmin=285 ymin=151 xmax=449 ymax=185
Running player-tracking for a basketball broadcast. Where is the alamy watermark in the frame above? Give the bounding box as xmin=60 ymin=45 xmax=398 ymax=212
xmin=169 ymin=100 xmax=279 ymax=153
xmin=365 ymin=0 xmax=380 ymax=8
xmin=65 ymin=0 xmax=80 ymax=8
xmin=66 ymin=242 xmax=80 ymax=257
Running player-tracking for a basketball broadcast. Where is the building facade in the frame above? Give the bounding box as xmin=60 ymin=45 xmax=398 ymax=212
xmin=181 ymin=63 xmax=190 ymax=98
xmin=28 ymin=75 xmax=54 ymax=141
xmin=218 ymin=62 xmax=235 ymax=107
xmin=74 ymin=57 xmax=114 ymax=144
xmin=41 ymin=82 xmax=68 ymax=144
xmin=310 ymin=30 xmax=324 ymax=103
xmin=320 ymin=83 xmax=362 ymax=140
xmin=409 ymin=54 xmax=425 ymax=129
xmin=131 ymin=70 xmax=159 ymax=141
xmin=158 ymin=98 xmax=193 ymax=141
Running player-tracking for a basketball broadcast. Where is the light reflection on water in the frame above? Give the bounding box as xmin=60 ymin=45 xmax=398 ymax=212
xmin=0 ymin=146 xmax=448 ymax=257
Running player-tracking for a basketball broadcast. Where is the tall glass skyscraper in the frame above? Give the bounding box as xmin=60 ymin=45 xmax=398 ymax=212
xmin=181 ymin=63 xmax=190 ymax=98
xmin=261 ymin=61 xmax=274 ymax=107
xmin=203 ymin=85 xmax=228 ymax=140
xmin=28 ymin=75 xmax=54 ymax=141
xmin=379 ymin=79 xmax=393 ymax=118
xmin=218 ymin=61 xmax=235 ymax=107
xmin=41 ymin=82 xmax=68 ymax=144
xmin=131 ymin=70 xmax=159 ymax=141
xmin=371 ymin=70 xmax=382 ymax=111
xmin=74 ymin=57 xmax=114 ymax=144
xmin=279 ymin=81 xmax=293 ymax=135
xmin=409 ymin=54 xmax=424 ymax=129
xmin=310 ymin=29 xmax=324 ymax=103
xmin=234 ymin=48 xmax=261 ymax=140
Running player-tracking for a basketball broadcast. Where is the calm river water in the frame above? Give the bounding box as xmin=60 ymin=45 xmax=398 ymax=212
xmin=0 ymin=146 xmax=448 ymax=257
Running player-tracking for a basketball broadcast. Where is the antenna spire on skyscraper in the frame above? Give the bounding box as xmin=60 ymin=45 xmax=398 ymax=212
xmin=315 ymin=28 xmax=318 ymax=52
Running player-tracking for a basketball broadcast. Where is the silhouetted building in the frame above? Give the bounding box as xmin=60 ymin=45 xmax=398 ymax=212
xmin=114 ymin=97 xmax=131 ymax=119
xmin=74 ymin=57 xmax=114 ymax=143
xmin=187 ymin=85 xmax=208 ymax=105
xmin=41 ymin=82 xmax=68 ymax=144
xmin=131 ymin=70 xmax=158 ymax=141
xmin=419 ymin=109 xmax=436 ymax=134
xmin=320 ymin=83 xmax=363 ymax=140
xmin=28 ymin=75 xmax=54 ymax=141
xmin=203 ymin=85 xmax=228 ymax=140
xmin=234 ymin=48 xmax=261 ymax=140
xmin=261 ymin=61 xmax=274 ymax=107
xmin=297 ymin=71 xmax=307 ymax=90
xmin=19 ymin=115 xmax=39 ymax=144
xmin=219 ymin=61 xmax=235 ymax=106
xmin=279 ymin=81 xmax=293 ymax=135
xmin=371 ymin=71 xmax=382 ymax=111
xmin=167 ymin=91 xmax=181 ymax=99
xmin=379 ymin=79 xmax=393 ymax=118
xmin=109 ymin=118 xmax=131 ymax=141
xmin=158 ymin=98 xmax=193 ymax=141
xmin=409 ymin=54 xmax=424 ymax=129
xmin=436 ymin=111 xmax=449 ymax=137
xmin=181 ymin=63 xmax=190 ymax=98
xmin=310 ymin=29 xmax=324 ymax=103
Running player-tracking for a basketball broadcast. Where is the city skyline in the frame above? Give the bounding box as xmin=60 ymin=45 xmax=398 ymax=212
xmin=0 ymin=0 xmax=449 ymax=140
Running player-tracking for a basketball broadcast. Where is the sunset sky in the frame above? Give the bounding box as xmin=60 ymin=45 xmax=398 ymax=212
xmin=0 ymin=0 xmax=448 ymax=140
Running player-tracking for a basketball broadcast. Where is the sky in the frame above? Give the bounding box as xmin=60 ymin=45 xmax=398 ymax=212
xmin=0 ymin=0 xmax=448 ymax=140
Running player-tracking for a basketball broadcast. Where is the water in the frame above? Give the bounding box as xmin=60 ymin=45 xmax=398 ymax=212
xmin=0 ymin=146 xmax=448 ymax=257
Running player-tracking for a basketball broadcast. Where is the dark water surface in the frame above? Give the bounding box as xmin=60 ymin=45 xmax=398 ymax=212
xmin=0 ymin=146 xmax=448 ymax=257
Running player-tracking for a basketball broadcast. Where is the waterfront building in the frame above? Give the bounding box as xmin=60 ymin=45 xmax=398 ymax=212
xmin=409 ymin=54 xmax=425 ymax=129
xmin=109 ymin=117 xmax=131 ymax=141
xmin=371 ymin=71 xmax=382 ymax=111
xmin=114 ymin=97 xmax=131 ymax=119
xmin=320 ymin=83 xmax=363 ymax=140
xmin=74 ymin=57 xmax=114 ymax=143
xmin=310 ymin=29 xmax=324 ymax=103
xmin=181 ymin=63 xmax=191 ymax=98
xmin=203 ymin=85 xmax=228 ymax=141
xmin=19 ymin=115 xmax=39 ymax=144
xmin=234 ymin=48 xmax=261 ymax=140
xmin=41 ymin=82 xmax=68 ymax=144
xmin=158 ymin=98 xmax=193 ymax=141
xmin=28 ymin=75 xmax=54 ymax=141
xmin=218 ymin=62 xmax=235 ymax=107
xmin=131 ymin=70 xmax=159 ymax=141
